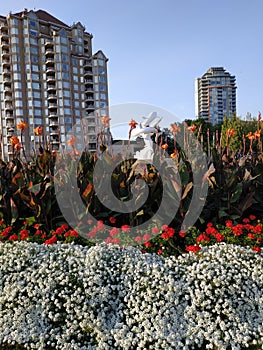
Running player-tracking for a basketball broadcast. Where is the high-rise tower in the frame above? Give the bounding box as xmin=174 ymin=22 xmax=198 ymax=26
xmin=0 ymin=9 xmax=109 ymax=159
xmin=195 ymin=67 xmax=236 ymax=125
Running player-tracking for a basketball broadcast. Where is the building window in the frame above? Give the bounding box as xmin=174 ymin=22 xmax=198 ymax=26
xmin=29 ymin=20 xmax=37 ymax=27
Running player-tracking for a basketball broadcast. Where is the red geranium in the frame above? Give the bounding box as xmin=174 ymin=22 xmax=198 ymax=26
xmin=186 ymin=245 xmax=201 ymax=253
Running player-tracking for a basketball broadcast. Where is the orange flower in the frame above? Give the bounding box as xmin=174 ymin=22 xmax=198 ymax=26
xmin=161 ymin=143 xmax=168 ymax=150
xmin=14 ymin=143 xmax=21 ymax=151
xmin=188 ymin=124 xmax=196 ymax=132
xmin=129 ymin=119 xmax=137 ymax=128
xmin=10 ymin=136 xmax=20 ymax=145
xmin=246 ymin=132 xmax=255 ymax=140
xmin=67 ymin=135 xmax=77 ymax=147
xmin=170 ymin=123 xmax=180 ymax=134
xmin=17 ymin=120 xmax=28 ymax=131
xmin=226 ymin=128 xmax=236 ymax=138
xmin=170 ymin=149 xmax=178 ymax=158
xmin=101 ymin=116 xmax=111 ymax=127
xmin=34 ymin=126 xmax=43 ymax=136
xmin=254 ymin=129 xmax=261 ymax=140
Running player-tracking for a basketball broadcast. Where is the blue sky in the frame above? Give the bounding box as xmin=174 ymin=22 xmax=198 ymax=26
xmin=1 ymin=0 xmax=263 ymax=128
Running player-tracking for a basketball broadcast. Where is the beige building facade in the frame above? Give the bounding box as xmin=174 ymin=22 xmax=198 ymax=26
xmin=0 ymin=9 xmax=109 ymax=159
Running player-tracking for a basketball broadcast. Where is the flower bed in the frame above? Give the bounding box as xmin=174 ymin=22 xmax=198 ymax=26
xmin=0 ymin=242 xmax=262 ymax=349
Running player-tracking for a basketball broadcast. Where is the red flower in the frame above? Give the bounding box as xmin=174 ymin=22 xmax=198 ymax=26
xmin=9 ymin=234 xmax=19 ymax=241
xmin=253 ymin=224 xmax=262 ymax=234
xmin=20 ymin=229 xmax=29 ymax=240
xmin=206 ymin=226 xmax=218 ymax=236
xmin=105 ymin=237 xmax=113 ymax=244
xmin=247 ymin=233 xmax=255 ymax=240
xmin=225 ymin=220 xmax=233 ymax=227
xmin=196 ymin=234 xmax=210 ymax=243
xmin=179 ymin=230 xmax=186 ymax=238
xmin=35 ymin=230 xmax=42 ymax=236
xmin=97 ymin=220 xmax=105 ymax=231
xmin=157 ymin=249 xmax=163 ymax=255
xmin=152 ymin=227 xmax=159 ymax=235
xmin=109 ymin=217 xmax=117 ymax=224
xmin=44 ymin=236 xmax=57 ymax=245
xmin=249 ymin=215 xmax=256 ymax=221
xmin=143 ymin=233 xmax=151 ymax=242
xmin=185 ymin=245 xmax=201 ymax=253
xmin=242 ymin=218 xmax=250 ymax=223
xmin=144 ymin=241 xmax=152 ymax=248
xmin=34 ymin=223 xmax=40 ymax=229
xmin=112 ymin=237 xmax=120 ymax=244
xmin=134 ymin=236 xmax=142 ymax=243
xmin=121 ymin=225 xmax=130 ymax=232
xmin=161 ymin=227 xmax=175 ymax=239
xmin=87 ymin=230 xmax=96 ymax=238
xmin=109 ymin=227 xmax=120 ymax=237
xmin=252 ymin=246 xmax=261 ymax=253
xmin=65 ymin=230 xmax=79 ymax=238
xmin=215 ymin=233 xmax=224 ymax=242
xmin=232 ymin=225 xmax=243 ymax=236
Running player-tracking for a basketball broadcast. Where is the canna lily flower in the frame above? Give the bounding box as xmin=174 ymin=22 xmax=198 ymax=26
xmin=17 ymin=120 xmax=28 ymax=131
xmin=246 ymin=132 xmax=255 ymax=140
xmin=161 ymin=143 xmax=168 ymax=150
xmin=14 ymin=143 xmax=21 ymax=151
xmin=67 ymin=135 xmax=77 ymax=147
xmin=170 ymin=149 xmax=178 ymax=158
xmin=188 ymin=124 xmax=196 ymax=132
xmin=254 ymin=129 xmax=261 ymax=140
xmin=129 ymin=119 xmax=137 ymax=128
xmin=170 ymin=123 xmax=180 ymax=134
xmin=226 ymin=128 xmax=236 ymax=138
xmin=10 ymin=136 xmax=20 ymax=146
xmin=101 ymin=115 xmax=111 ymax=127
xmin=34 ymin=126 xmax=43 ymax=136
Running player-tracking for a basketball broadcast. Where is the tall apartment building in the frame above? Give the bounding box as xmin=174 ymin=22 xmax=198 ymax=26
xmin=0 ymin=8 xmax=109 ymax=160
xmin=195 ymin=67 xmax=236 ymax=125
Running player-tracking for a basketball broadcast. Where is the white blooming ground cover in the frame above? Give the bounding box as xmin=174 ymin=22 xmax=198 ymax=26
xmin=0 ymin=242 xmax=262 ymax=350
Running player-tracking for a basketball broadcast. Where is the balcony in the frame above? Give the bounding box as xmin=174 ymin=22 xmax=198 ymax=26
xmin=46 ymin=66 xmax=55 ymax=74
xmin=5 ymin=103 xmax=13 ymax=110
xmin=48 ymin=103 xmax=58 ymax=109
xmin=2 ymin=58 xmax=10 ymax=66
xmin=1 ymin=40 xmax=9 ymax=48
xmin=3 ymin=77 xmax=11 ymax=84
xmin=4 ymin=95 xmax=12 ymax=102
xmin=5 ymin=113 xmax=14 ymax=119
xmin=49 ymin=120 xmax=58 ymax=126
xmin=46 ymin=75 xmax=56 ymax=82
xmin=3 ymin=68 xmax=11 ymax=75
xmin=84 ymin=70 xmax=93 ymax=76
xmin=47 ymin=94 xmax=57 ymax=100
xmin=45 ymin=40 xmax=54 ymax=47
xmin=6 ymin=122 xmax=15 ymax=128
xmin=48 ymin=112 xmax=58 ymax=118
xmin=49 ymin=128 xmax=59 ymax=135
xmin=85 ymin=95 xmax=94 ymax=102
xmin=86 ymin=104 xmax=94 ymax=111
xmin=2 ymin=50 xmax=10 ymax=58
xmin=46 ymin=57 xmax=55 ymax=65
xmin=47 ymin=84 xmax=56 ymax=91
xmin=83 ymin=59 xmax=92 ymax=67
xmin=45 ymin=49 xmax=55 ymax=56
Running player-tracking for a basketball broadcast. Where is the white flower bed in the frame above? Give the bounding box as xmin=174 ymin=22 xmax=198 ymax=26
xmin=0 ymin=242 xmax=262 ymax=350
